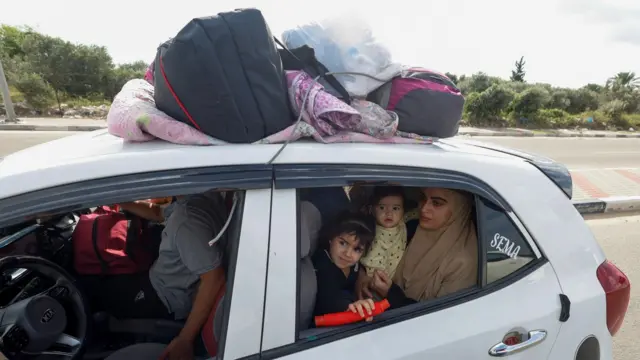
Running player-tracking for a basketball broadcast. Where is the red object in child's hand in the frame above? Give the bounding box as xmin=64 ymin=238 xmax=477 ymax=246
xmin=314 ymin=299 xmax=390 ymax=327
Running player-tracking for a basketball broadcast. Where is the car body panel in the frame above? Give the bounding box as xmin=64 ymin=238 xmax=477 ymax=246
xmin=261 ymin=188 xmax=299 ymax=350
xmin=222 ymin=189 xmax=272 ymax=359
xmin=0 ymin=130 xmax=283 ymax=199
xmin=0 ymin=131 xmax=613 ymax=359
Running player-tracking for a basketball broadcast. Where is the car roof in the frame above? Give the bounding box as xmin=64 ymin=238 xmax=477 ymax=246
xmin=0 ymin=130 xmax=558 ymax=199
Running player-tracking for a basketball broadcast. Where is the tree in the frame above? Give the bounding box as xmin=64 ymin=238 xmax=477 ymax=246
xmin=63 ymin=44 xmax=114 ymax=98
xmin=103 ymin=63 xmax=147 ymax=100
xmin=606 ymin=72 xmax=639 ymax=92
xmin=0 ymin=25 xmax=28 ymax=58
xmin=445 ymin=72 xmax=459 ymax=85
xmin=549 ymin=89 xmax=571 ymax=111
xmin=565 ymin=88 xmax=599 ymax=114
xmin=458 ymin=72 xmax=500 ymax=94
xmin=509 ymin=86 xmax=550 ymax=120
xmin=463 ymin=84 xmax=515 ymax=125
xmin=20 ymin=32 xmax=75 ymax=112
xmin=510 ymin=56 xmax=526 ymax=82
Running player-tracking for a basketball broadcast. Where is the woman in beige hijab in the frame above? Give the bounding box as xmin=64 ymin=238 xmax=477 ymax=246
xmin=359 ymin=187 xmax=478 ymax=308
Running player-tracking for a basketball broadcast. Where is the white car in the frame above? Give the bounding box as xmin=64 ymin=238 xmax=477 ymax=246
xmin=0 ymin=130 xmax=630 ymax=360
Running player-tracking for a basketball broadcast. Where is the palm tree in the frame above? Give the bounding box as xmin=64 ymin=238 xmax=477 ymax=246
xmin=606 ymin=72 xmax=639 ymax=92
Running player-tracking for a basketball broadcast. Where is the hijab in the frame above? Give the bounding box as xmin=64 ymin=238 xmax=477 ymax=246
xmin=392 ymin=189 xmax=478 ymax=301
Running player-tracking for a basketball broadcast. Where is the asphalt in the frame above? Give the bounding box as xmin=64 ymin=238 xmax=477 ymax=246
xmin=0 ymin=131 xmax=81 ymax=157
xmin=471 ymin=136 xmax=640 ymax=170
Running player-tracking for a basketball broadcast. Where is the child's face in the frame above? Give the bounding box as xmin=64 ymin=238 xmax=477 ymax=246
xmin=329 ymin=232 xmax=365 ymax=270
xmin=374 ymin=195 xmax=404 ymax=228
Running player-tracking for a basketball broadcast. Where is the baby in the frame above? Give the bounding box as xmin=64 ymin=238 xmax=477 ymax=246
xmin=360 ymin=186 xmax=415 ymax=279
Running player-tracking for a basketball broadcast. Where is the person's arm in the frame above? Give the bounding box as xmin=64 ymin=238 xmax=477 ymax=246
xmin=174 ymin=218 xmax=226 ymax=340
xmin=372 ymin=271 xmax=417 ymax=309
xmin=386 ymin=283 xmax=417 ymax=309
xmin=119 ymin=201 xmax=165 ymax=223
xmin=178 ymin=267 xmax=225 ymax=342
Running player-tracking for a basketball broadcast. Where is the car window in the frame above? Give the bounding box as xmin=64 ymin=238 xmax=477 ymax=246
xmin=476 ymin=196 xmax=535 ymax=284
xmin=264 ymin=164 xmax=550 ymax=359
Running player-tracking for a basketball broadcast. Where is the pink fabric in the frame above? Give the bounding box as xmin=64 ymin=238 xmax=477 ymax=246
xmin=144 ymin=61 xmax=154 ymax=84
xmin=259 ymin=71 xmax=433 ymax=144
xmin=284 ymin=71 xmax=398 ymax=140
xmin=107 ymin=79 xmax=221 ymax=145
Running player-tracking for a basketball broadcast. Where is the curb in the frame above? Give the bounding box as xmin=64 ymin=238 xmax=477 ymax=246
xmin=459 ymin=131 xmax=640 ymax=138
xmin=574 ymin=196 xmax=640 ymax=215
xmin=0 ymin=124 xmax=106 ymax=132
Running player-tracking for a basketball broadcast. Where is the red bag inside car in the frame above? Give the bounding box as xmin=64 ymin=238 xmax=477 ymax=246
xmin=73 ymin=206 xmax=154 ymax=275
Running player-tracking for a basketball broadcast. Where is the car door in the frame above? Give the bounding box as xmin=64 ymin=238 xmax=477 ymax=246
xmin=0 ymin=164 xmax=274 ymax=360
xmin=260 ymin=165 xmax=565 ymax=360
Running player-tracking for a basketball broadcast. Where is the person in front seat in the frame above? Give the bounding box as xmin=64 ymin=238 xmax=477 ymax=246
xmin=358 ymin=188 xmax=477 ymax=308
xmin=118 ymin=197 xmax=174 ymax=223
xmin=91 ymin=191 xmax=229 ymax=359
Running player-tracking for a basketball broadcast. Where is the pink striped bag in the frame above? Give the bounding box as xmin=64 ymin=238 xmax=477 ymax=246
xmin=367 ymin=68 xmax=464 ymax=139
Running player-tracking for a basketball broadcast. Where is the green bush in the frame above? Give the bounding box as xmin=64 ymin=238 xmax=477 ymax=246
xmin=549 ymin=90 xmax=571 ymax=111
xmin=463 ymin=84 xmax=515 ymax=126
xmin=508 ymin=86 xmax=551 ymax=126
xmin=599 ymin=100 xmax=627 ymax=129
xmin=533 ymin=109 xmax=576 ymax=128
xmin=13 ymin=72 xmax=55 ymax=110
xmin=576 ymin=111 xmax=611 ymax=130
xmin=622 ymin=113 xmax=640 ymax=129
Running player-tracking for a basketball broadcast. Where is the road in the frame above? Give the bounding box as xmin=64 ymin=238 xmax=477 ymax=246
xmin=0 ymin=131 xmax=639 ymax=358
xmin=1 ymin=132 xmax=639 ymax=170
xmin=471 ymin=136 xmax=640 ymax=170
xmin=0 ymin=131 xmax=83 ymax=157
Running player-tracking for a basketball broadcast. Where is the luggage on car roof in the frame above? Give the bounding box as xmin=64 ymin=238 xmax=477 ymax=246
xmin=154 ymin=8 xmax=293 ymax=143
xmin=367 ymin=68 xmax=464 ymax=139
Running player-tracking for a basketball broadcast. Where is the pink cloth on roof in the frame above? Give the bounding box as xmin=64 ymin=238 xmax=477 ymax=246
xmin=107 ymin=79 xmax=220 ymax=145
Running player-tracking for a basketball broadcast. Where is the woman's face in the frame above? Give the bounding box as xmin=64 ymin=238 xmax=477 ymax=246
xmin=418 ymin=188 xmax=455 ymax=230
xmin=328 ymin=232 xmax=365 ymax=270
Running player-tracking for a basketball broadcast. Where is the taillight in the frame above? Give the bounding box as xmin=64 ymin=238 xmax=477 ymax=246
xmin=596 ymin=260 xmax=631 ymax=336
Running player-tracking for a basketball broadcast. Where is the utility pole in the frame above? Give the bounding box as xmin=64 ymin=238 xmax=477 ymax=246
xmin=0 ymin=58 xmax=19 ymax=123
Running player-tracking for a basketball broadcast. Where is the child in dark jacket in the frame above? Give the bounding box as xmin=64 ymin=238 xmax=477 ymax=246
xmin=312 ymin=211 xmax=378 ymax=321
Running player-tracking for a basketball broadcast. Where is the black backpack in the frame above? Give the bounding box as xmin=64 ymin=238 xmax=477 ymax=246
xmin=154 ymin=9 xmax=293 ymax=143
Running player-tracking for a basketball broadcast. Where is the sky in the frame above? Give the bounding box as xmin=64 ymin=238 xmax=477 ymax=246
xmin=1 ymin=0 xmax=639 ymax=89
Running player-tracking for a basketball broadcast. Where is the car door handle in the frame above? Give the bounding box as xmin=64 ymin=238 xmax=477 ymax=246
xmin=488 ymin=330 xmax=547 ymax=357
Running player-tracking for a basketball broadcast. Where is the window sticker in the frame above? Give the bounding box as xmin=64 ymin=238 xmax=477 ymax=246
xmin=490 ymin=233 xmax=521 ymax=259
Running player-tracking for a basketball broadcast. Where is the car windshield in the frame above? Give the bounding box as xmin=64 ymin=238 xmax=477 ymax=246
xmin=0 ymin=223 xmax=39 ymax=250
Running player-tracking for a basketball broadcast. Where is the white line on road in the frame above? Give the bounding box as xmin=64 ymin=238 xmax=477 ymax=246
xmin=593 ymin=151 xmax=640 ymax=154
xmin=569 ymin=167 xmax=639 ymax=171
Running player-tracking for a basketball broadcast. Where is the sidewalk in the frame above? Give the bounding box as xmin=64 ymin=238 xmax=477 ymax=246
xmin=571 ymin=168 xmax=640 ymax=215
xmin=1 ymin=117 xmax=640 ymax=138
xmin=0 ymin=117 xmax=107 ymax=131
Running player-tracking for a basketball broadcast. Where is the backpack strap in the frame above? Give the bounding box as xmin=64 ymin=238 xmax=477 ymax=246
xmin=91 ymin=215 xmax=110 ymax=275
xmin=375 ymin=81 xmax=394 ymax=110
xmin=273 ymin=38 xmax=352 ymax=104
xmin=122 ymin=211 xmax=146 ymax=262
